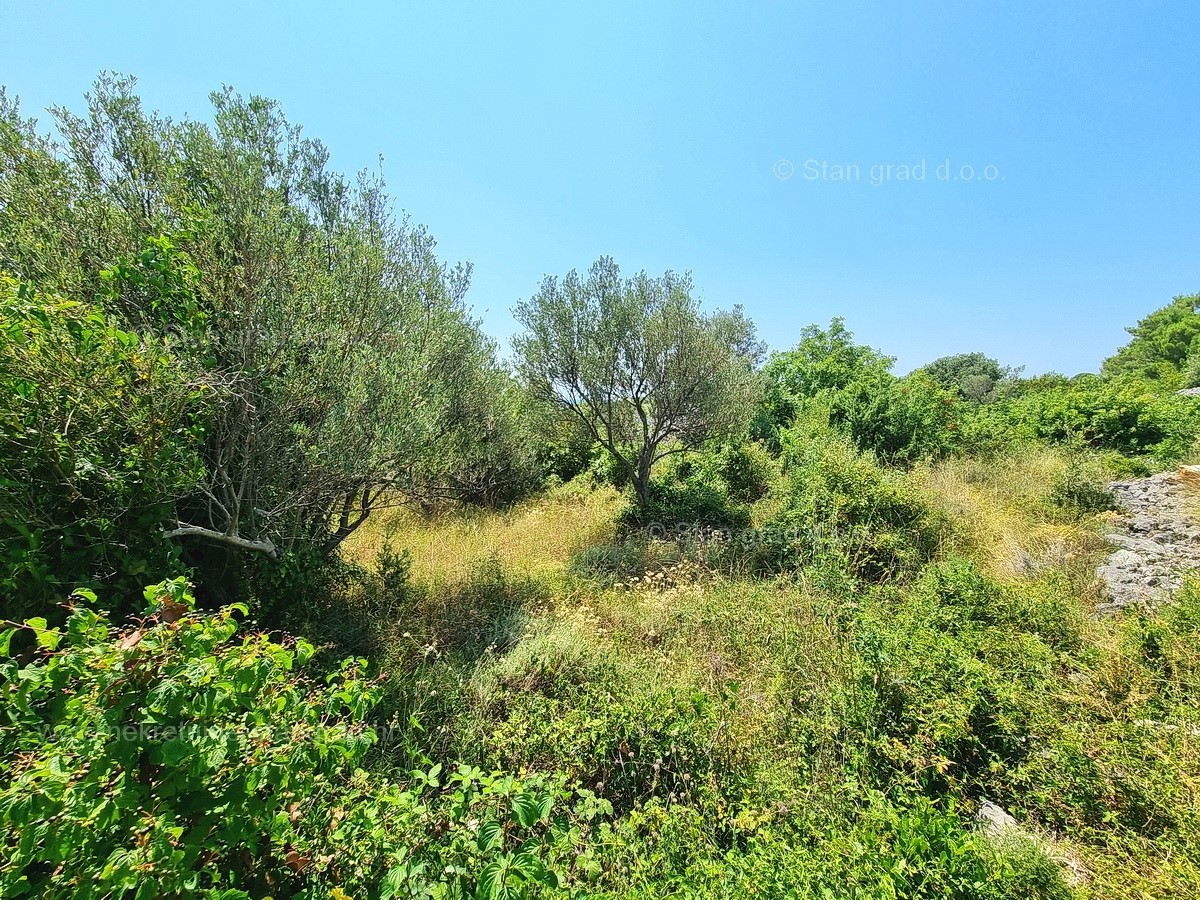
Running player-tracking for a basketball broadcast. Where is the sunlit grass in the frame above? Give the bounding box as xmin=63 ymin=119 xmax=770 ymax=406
xmin=347 ymin=450 xmax=1200 ymax=897
xmin=914 ymin=444 xmax=1110 ymax=585
xmin=343 ymin=482 xmax=624 ymax=583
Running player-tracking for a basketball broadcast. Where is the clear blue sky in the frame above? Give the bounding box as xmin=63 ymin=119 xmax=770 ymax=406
xmin=3 ymin=1 xmax=1198 ymax=374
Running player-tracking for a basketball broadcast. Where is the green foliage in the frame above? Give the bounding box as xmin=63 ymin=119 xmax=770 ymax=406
xmin=0 ymin=76 xmax=540 ymax=604
xmin=311 ymin=764 xmax=608 ymax=900
xmin=0 ymin=277 xmax=204 ymax=616
xmin=7 ymin=74 xmax=1200 ymax=900
xmin=621 ymin=476 xmax=751 ymax=533
xmin=475 ymin=660 xmax=726 ymax=817
xmin=589 ymin=793 xmax=1072 ymax=900
xmin=764 ymin=320 xmax=961 ymax=463
xmin=0 ymin=579 xmax=378 ymax=897
xmin=0 ymin=579 xmax=612 ymax=899
xmin=832 ymin=371 xmax=961 ymax=464
xmin=1103 ymin=292 xmax=1200 ymax=386
xmin=513 ymin=256 xmax=763 ymax=509
xmin=921 ymin=352 xmax=1019 ymax=403
xmin=690 ymin=441 xmax=778 ymax=504
xmin=762 ymin=317 xmax=893 ymax=415
xmin=857 ymin=558 xmax=1082 ymax=796
xmin=755 ymin=425 xmax=945 ymax=581
xmin=966 ymin=374 xmax=1200 ymax=462
xmin=532 ymin=406 xmax=599 ymax=486
xmin=1044 ymin=455 xmax=1117 ymax=520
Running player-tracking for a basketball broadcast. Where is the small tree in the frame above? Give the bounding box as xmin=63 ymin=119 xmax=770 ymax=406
xmin=513 ymin=256 xmax=762 ymax=508
xmin=921 ymin=352 xmax=1019 ymax=403
xmin=1102 ymin=293 xmax=1200 ymax=386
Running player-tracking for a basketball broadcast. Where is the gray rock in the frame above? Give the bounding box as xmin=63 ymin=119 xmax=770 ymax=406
xmin=1096 ymin=467 xmax=1200 ymax=613
xmin=975 ymin=800 xmax=1019 ymax=836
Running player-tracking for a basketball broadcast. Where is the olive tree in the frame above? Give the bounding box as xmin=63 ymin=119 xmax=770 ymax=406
xmin=513 ymin=256 xmax=762 ymax=508
xmin=0 ymin=77 xmax=530 ymax=585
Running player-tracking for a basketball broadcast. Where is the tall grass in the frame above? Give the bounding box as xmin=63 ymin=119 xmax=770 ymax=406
xmin=914 ymin=444 xmax=1112 ymax=585
xmin=343 ymin=482 xmax=624 ymax=582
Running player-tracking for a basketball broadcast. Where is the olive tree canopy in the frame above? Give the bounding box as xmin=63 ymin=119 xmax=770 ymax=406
xmin=0 ymin=76 xmax=530 ymax=575
xmin=513 ymin=256 xmax=762 ymax=507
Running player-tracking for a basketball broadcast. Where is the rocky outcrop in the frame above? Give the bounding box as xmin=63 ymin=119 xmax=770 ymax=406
xmin=1095 ymin=467 xmax=1200 ymax=614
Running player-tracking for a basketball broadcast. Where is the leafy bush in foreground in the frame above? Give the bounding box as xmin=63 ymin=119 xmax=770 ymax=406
xmin=0 ymin=578 xmax=377 ymax=897
xmin=0 ymin=580 xmax=605 ymax=899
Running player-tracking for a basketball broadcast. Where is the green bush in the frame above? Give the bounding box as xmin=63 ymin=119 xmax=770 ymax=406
xmin=831 ymin=371 xmax=962 ymax=464
xmin=472 ymin=654 xmax=728 ymax=817
xmin=0 ymin=579 xmax=378 ymax=898
xmin=762 ymin=320 xmax=962 ymax=464
xmin=855 ymin=558 xmax=1081 ymax=799
xmin=692 ymin=441 xmax=778 ymax=503
xmin=754 ymin=425 xmax=945 ymax=581
xmin=0 ymin=579 xmax=612 ymax=899
xmin=0 ymin=277 xmax=205 ymax=619
xmin=1044 ymin=456 xmax=1117 ymax=520
xmin=592 ymin=795 xmax=1072 ymax=900
xmin=965 ymin=375 xmax=1200 ymax=463
xmin=1102 ymin=292 xmax=1200 ymax=387
xmin=621 ymin=474 xmax=751 ymax=533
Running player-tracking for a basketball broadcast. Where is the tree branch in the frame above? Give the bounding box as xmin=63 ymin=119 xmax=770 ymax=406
xmin=163 ymin=524 xmax=279 ymax=561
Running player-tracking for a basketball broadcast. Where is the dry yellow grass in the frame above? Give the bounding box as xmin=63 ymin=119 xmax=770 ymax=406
xmin=1179 ymin=465 xmax=1200 ymax=520
xmin=342 ymin=484 xmax=624 ymax=583
xmin=914 ymin=446 xmax=1108 ymax=583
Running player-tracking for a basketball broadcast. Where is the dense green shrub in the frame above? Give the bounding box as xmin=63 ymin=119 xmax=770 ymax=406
xmin=472 ymin=650 xmax=729 ymax=817
xmin=830 ymin=371 xmax=961 ymax=463
xmin=761 ymin=318 xmax=893 ymax=421
xmin=589 ymin=442 xmax=635 ymax=490
xmin=0 ymin=579 xmax=610 ymax=899
xmin=1102 ymin=292 xmax=1200 ymax=387
xmin=0 ymin=579 xmax=378 ymax=897
xmin=692 ymin=441 xmax=778 ymax=503
xmin=964 ymin=375 xmax=1200 ymax=462
xmin=754 ymin=425 xmax=946 ymax=581
xmin=612 ymin=441 xmax=774 ymax=536
xmin=763 ymin=321 xmax=962 ymax=464
xmin=0 ymin=277 xmax=204 ymax=618
xmin=592 ymin=794 xmax=1071 ymax=900
xmin=921 ymin=352 xmax=1020 ymax=403
xmin=620 ymin=474 xmax=751 ymax=533
xmin=855 ymin=558 xmax=1079 ymax=798
xmin=534 ymin=408 xmax=600 ymax=484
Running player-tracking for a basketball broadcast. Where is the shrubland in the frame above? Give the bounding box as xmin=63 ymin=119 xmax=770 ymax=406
xmin=3 ymin=78 xmax=1200 ymax=898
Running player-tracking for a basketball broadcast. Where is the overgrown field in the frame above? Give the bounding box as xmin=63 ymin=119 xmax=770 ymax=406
xmin=3 ymin=77 xmax=1200 ymax=899
xmin=329 ymin=445 xmax=1200 ymax=899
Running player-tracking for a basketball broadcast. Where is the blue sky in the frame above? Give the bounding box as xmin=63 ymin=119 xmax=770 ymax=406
xmin=3 ymin=1 xmax=1198 ymax=373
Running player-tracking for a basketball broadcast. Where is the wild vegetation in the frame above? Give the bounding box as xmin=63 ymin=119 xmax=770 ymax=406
xmin=2 ymin=79 xmax=1199 ymax=899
